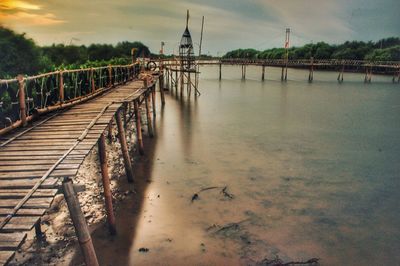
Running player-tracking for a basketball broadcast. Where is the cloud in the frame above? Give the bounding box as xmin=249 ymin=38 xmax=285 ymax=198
xmin=0 ymin=0 xmax=41 ymax=11
xmin=0 ymin=0 xmax=398 ymax=54
xmin=0 ymin=11 xmax=65 ymax=26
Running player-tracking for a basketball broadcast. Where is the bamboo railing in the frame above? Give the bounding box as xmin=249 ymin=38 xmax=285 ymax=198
xmin=0 ymin=63 xmax=140 ymax=135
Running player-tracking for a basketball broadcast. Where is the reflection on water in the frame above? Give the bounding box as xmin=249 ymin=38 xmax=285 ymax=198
xmin=91 ymin=66 xmax=400 ymax=265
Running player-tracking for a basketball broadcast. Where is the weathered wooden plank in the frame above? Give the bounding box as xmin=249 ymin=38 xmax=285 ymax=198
xmin=0 ymin=232 xmax=27 ymax=250
xmin=0 ymin=189 xmax=58 ymax=199
xmin=0 ymin=250 xmax=15 ymax=265
xmin=15 ymin=133 xmax=100 ymax=140
xmin=0 ymin=149 xmax=92 ymax=156
xmin=0 ymin=197 xmax=53 ymax=208
xmin=0 ymin=169 xmax=78 ymax=179
xmin=0 ymin=208 xmax=46 ymax=216
xmin=0 ymin=154 xmax=84 ymax=161
xmin=3 ymin=139 xmax=95 ymax=146
xmin=18 ymin=130 xmax=105 ymax=136
xmin=0 ymin=178 xmax=58 ymax=189
xmin=0 ymin=144 xmax=94 ymax=151
xmin=0 ymin=216 xmax=41 ymax=231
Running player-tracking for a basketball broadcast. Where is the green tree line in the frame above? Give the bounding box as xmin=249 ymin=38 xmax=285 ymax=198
xmin=223 ymin=38 xmax=400 ymax=61
xmin=0 ymin=26 xmax=151 ymax=78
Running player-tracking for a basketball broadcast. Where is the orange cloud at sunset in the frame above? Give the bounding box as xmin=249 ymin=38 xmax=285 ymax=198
xmin=0 ymin=0 xmax=41 ymax=10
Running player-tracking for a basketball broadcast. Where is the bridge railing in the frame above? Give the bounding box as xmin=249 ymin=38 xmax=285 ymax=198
xmin=0 ymin=63 xmax=140 ymax=135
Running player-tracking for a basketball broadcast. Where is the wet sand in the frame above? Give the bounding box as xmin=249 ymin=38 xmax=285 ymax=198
xmin=75 ymin=66 xmax=400 ymax=265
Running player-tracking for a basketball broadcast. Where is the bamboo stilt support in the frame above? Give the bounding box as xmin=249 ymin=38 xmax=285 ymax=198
xmin=98 ymin=133 xmax=117 ymax=235
xmin=308 ymin=57 xmax=314 ymax=83
xmin=115 ymin=109 xmax=134 ymax=182
xmin=159 ymin=74 xmax=165 ymax=105
xmin=145 ymin=94 xmax=154 ymax=138
xmin=134 ymin=100 xmax=145 ymax=155
xmin=34 ymin=219 xmax=45 ymax=241
xmin=17 ymin=75 xmax=27 ymax=127
xmin=123 ymin=102 xmax=127 ymax=128
xmin=107 ymin=119 xmax=113 ymax=141
xmin=151 ymin=85 xmax=156 ymax=117
xmin=62 ymin=178 xmax=99 ymax=266
xmin=261 ymin=65 xmax=265 ymax=81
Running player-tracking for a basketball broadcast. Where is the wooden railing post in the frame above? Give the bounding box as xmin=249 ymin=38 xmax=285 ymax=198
xmin=108 ymin=65 xmax=113 ymax=87
xmin=17 ymin=75 xmax=27 ymax=126
xmin=59 ymin=71 xmax=64 ymax=103
xmin=62 ymin=177 xmax=99 ymax=266
xmin=90 ymin=68 xmax=96 ymax=93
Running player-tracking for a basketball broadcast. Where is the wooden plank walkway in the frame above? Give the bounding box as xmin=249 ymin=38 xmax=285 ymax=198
xmin=0 ymin=77 xmax=156 ymax=265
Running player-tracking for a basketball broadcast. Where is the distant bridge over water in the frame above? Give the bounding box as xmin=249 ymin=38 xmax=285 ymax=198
xmin=162 ymin=58 xmax=400 ymax=83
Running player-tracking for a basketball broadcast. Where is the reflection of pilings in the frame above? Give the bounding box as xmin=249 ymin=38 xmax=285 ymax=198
xmin=393 ymin=67 xmax=400 ymax=83
xmin=308 ymin=57 xmax=314 ymax=83
xmin=337 ymin=65 xmax=344 ymax=83
xmin=261 ymin=65 xmax=265 ymax=81
xmin=364 ymin=66 xmax=372 ymax=83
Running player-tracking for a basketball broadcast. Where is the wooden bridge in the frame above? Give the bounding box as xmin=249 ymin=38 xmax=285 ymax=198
xmin=162 ymin=58 xmax=400 ymax=83
xmin=0 ymin=64 xmax=165 ymax=265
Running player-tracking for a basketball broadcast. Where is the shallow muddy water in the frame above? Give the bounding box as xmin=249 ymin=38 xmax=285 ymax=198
xmin=87 ymin=66 xmax=400 ymax=265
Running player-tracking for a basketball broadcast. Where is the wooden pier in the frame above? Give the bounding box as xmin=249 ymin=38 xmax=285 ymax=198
xmin=0 ymin=67 xmax=162 ymax=265
xmin=162 ymin=58 xmax=400 ymax=83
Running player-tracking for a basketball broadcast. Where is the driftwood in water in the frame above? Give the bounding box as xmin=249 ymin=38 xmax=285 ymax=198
xmin=257 ymin=256 xmax=319 ymax=266
xmin=191 ymin=186 xmax=234 ymax=202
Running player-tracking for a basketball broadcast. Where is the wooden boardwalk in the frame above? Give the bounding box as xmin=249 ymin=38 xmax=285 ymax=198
xmin=0 ymin=77 xmax=158 ymax=265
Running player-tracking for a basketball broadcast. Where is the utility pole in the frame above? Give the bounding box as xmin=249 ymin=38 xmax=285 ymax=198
xmin=281 ymin=28 xmax=290 ymax=81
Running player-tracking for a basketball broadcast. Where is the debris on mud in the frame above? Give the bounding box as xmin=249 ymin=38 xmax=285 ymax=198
xmin=256 ymin=256 xmax=319 ymax=266
xmin=191 ymin=186 xmax=234 ymax=202
xmin=138 ymin=247 xmax=150 ymax=253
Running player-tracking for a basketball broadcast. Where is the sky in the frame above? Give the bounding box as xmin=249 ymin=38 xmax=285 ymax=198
xmin=0 ymin=0 xmax=399 ymax=55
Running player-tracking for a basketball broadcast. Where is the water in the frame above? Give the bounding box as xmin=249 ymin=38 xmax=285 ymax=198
xmin=87 ymin=66 xmax=400 ymax=265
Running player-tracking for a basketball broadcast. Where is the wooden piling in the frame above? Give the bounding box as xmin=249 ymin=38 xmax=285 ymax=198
xmin=159 ymin=74 xmax=165 ymax=105
xmin=17 ymin=75 xmax=27 ymax=126
xmin=34 ymin=219 xmax=44 ymax=241
xmin=151 ymin=85 xmax=156 ymax=117
xmin=62 ymin=177 xmax=99 ymax=266
xmin=308 ymin=57 xmax=314 ymax=83
xmin=261 ymin=65 xmax=265 ymax=81
xmin=122 ymin=102 xmax=128 ymax=128
xmin=175 ymin=70 xmax=178 ymax=90
xmin=59 ymin=71 xmax=64 ymax=103
xmin=145 ymin=93 xmax=154 ymax=138
xmin=134 ymin=100 xmax=145 ymax=155
xmin=219 ymin=63 xmax=222 ymax=80
xmin=107 ymin=119 xmax=113 ymax=141
xmin=337 ymin=65 xmax=344 ymax=83
xmin=115 ymin=109 xmax=135 ymax=182
xmin=98 ymin=133 xmax=117 ymax=235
